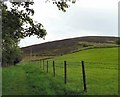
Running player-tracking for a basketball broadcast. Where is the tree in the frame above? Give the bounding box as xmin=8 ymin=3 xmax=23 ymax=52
xmin=2 ymin=2 xmax=47 ymax=66
xmin=116 ymin=38 xmax=120 ymax=45
xmin=46 ymin=0 xmax=76 ymax=12
xmin=1 ymin=0 xmax=76 ymax=66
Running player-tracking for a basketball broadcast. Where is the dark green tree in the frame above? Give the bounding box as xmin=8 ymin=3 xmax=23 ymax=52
xmin=116 ymin=38 xmax=120 ymax=45
xmin=1 ymin=0 xmax=76 ymax=66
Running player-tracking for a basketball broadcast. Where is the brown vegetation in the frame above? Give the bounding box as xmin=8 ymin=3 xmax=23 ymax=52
xmin=21 ymin=36 xmax=118 ymax=56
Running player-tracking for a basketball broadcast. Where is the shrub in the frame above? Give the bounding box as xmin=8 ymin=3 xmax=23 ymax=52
xmin=116 ymin=38 xmax=120 ymax=45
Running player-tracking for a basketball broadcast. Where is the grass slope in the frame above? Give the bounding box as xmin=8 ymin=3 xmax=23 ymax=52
xmin=53 ymin=47 xmax=118 ymax=63
xmin=2 ymin=47 xmax=119 ymax=95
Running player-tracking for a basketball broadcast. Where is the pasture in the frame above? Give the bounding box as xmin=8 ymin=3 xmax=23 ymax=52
xmin=2 ymin=47 xmax=119 ymax=95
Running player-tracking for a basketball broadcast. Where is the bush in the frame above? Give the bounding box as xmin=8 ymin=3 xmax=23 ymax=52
xmin=116 ymin=38 xmax=120 ymax=45
xmin=2 ymin=43 xmax=23 ymax=67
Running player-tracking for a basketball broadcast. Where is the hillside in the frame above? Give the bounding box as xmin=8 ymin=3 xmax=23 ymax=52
xmin=21 ymin=36 xmax=118 ymax=56
xmin=3 ymin=47 xmax=118 ymax=95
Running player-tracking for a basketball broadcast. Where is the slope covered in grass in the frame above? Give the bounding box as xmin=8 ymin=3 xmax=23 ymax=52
xmin=2 ymin=47 xmax=119 ymax=95
xmin=52 ymin=47 xmax=118 ymax=63
xmin=2 ymin=63 xmax=66 ymax=95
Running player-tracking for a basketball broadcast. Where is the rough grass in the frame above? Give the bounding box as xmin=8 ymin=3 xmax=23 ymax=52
xmin=21 ymin=36 xmax=119 ymax=56
xmin=2 ymin=47 xmax=119 ymax=95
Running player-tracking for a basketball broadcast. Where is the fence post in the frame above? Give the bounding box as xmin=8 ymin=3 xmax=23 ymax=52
xmin=47 ymin=60 xmax=48 ymax=73
xmin=81 ymin=61 xmax=87 ymax=92
xmin=53 ymin=61 xmax=55 ymax=77
xmin=64 ymin=61 xmax=67 ymax=84
xmin=43 ymin=60 xmax=44 ymax=70
xmin=40 ymin=60 xmax=41 ymax=68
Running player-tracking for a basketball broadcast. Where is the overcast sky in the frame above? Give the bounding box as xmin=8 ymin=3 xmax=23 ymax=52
xmin=19 ymin=0 xmax=119 ymax=47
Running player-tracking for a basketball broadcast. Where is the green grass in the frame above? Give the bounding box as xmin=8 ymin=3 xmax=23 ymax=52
xmin=2 ymin=47 xmax=119 ymax=95
xmin=52 ymin=47 xmax=118 ymax=63
xmin=2 ymin=63 xmax=66 ymax=95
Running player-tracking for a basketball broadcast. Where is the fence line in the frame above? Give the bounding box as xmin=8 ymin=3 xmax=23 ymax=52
xmin=39 ymin=59 xmax=88 ymax=92
xmin=37 ymin=59 xmax=118 ymax=93
xmin=85 ymin=61 xmax=119 ymax=65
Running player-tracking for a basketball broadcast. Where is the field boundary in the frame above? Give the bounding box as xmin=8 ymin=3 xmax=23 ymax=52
xmin=31 ymin=59 xmax=118 ymax=93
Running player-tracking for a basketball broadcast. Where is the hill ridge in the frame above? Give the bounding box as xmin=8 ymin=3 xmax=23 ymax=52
xmin=21 ymin=36 xmax=117 ymax=48
xmin=21 ymin=36 xmax=118 ymax=56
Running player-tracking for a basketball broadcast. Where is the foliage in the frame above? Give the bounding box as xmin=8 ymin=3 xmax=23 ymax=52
xmin=2 ymin=39 xmax=23 ymax=66
xmin=116 ymin=38 xmax=120 ymax=45
xmin=1 ymin=0 xmax=76 ymax=66
xmin=46 ymin=0 xmax=76 ymax=12
xmin=2 ymin=1 xmax=47 ymax=66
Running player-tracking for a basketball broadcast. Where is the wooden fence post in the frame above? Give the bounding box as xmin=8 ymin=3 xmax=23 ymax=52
xmin=64 ymin=61 xmax=67 ymax=84
xmin=40 ymin=60 xmax=41 ymax=68
xmin=53 ymin=61 xmax=55 ymax=77
xmin=47 ymin=61 xmax=48 ymax=73
xmin=81 ymin=61 xmax=87 ymax=92
xmin=43 ymin=60 xmax=44 ymax=70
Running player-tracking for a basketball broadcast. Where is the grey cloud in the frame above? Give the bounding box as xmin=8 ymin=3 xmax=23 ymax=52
xmin=60 ymin=8 xmax=117 ymax=36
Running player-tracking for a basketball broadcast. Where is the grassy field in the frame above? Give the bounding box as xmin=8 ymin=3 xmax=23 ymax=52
xmin=2 ymin=47 xmax=119 ymax=95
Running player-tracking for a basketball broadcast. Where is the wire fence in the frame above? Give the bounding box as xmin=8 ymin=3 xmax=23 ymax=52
xmin=30 ymin=59 xmax=118 ymax=95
